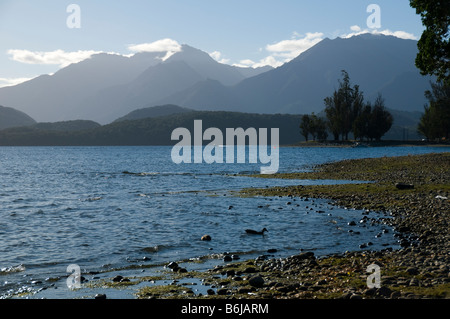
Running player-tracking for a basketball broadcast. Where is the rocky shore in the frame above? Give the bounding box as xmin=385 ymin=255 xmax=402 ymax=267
xmin=130 ymin=152 xmax=449 ymax=300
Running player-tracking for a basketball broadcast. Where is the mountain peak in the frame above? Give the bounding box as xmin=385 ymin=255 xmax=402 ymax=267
xmin=166 ymin=44 xmax=216 ymax=64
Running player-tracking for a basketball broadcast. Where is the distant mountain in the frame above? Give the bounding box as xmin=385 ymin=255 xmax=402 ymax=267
xmin=114 ymin=104 xmax=193 ymax=122
xmin=0 ymin=45 xmax=271 ymax=124
xmin=159 ymin=34 xmax=433 ymax=115
xmin=0 ymin=105 xmax=36 ymax=130
xmin=0 ymin=110 xmax=301 ymax=146
xmin=0 ymin=52 xmax=164 ymax=123
xmin=75 ymin=45 xmax=272 ymax=123
xmin=31 ymin=120 xmax=101 ymax=132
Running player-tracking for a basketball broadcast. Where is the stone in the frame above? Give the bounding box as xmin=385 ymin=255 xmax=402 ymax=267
xmin=217 ymin=288 xmax=228 ymax=295
xmin=201 ymin=234 xmax=212 ymax=241
xmin=248 ymin=275 xmax=264 ymax=288
xmin=244 ymin=267 xmax=256 ymax=273
xmin=406 ymin=267 xmax=419 ymax=275
xmin=206 ymin=288 xmax=215 ymax=295
xmin=395 ymin=183 xmax=414 ymax=190
xmin=167 ymin=262 xmax=178 ymax=269
xmin=94 ymin=293 xmax=107 ymax=299
xmin=364 ymin=287 xmax=377 ymax=296
xmin=112 ymin=275 xmax=124 ymax=282
xmin=238 ymin=287 xmax=253 ymax=294
xmin=293 ymin=251 xmax=315 ymax=260
xmin=376 ymin=286 xmax=392 ymax=297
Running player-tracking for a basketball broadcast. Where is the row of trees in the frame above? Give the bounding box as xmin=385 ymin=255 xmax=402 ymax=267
xmin=299 ymin=113 xmax=327 ymax=141
xmin=300 ymin=70 xmax=393 ymax=142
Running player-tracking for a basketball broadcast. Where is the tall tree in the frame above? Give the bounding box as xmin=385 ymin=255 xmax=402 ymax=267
xmin=299 ymin=114 xmax=311 ymax=141
xmin=312 ymin=115 xmax=328 ymax=142
xmin=410 ymin=0 xmax=450 ymax=84
xmin=353 ymin=103 xmax=372 ymax=141
xmin=368 ymin=94 xmax=393 ymax=141
xmin=418 ymin=81 xmax=450 ymax=139
xmin=324 ymin=70 xmax=363 ymax=140
xmin=324 ymin=90 xmax=342 ymax=141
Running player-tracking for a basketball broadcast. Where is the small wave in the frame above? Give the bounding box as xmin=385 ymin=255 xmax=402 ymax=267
xmin=122 ymin=171 xmax=159 ymax=176
xmin=0 ymin=264 xmax=26 ymax=275
xmin=141 ymin=244 xmax=172 ymax=253
xmin=82 ymin=196 xmax=102 ymax=202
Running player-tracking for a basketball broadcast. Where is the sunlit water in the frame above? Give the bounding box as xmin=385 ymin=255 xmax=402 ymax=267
xmin=0 ymin=145 xmax=448 ymax=298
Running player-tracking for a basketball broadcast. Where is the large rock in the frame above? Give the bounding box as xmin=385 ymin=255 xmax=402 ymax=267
xmin=248 ymin=275 xmax=264 ymax=288
xmin=395 ymin=183 xmax=414 ymax=190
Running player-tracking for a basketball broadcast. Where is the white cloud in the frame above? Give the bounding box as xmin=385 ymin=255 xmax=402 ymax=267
xmin=128 ymin=38 xmax=182 ymax=61
xmin=266 ymin=32 xmax=324 ymax=60
xmin=0 ymin=77 xmax=34 ymax=88
xmin=127 ymin=38 xmax=181 ymax=53
xmin=209 ymin=51 xmax=230 ymax=64
xmin=7 ymin=49 xmax=104 ymax=68
xmin=234 ymin=32 xmax=324 ymax=69
xmin=233 ymin=59 xmax=255 ymax=68
xmin=341 ymin=25 xmax=417 ymax=40
xmin=252 ymin=56 xmax=284 ymax=68
xmin=6 ymin=38 xmax=183 ymax=70
xmin=350 ymin=25 xmax=362 ymax=32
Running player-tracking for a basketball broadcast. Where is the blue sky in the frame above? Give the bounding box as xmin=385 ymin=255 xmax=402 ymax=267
xmin=0 ymin=0 xmax=424 ymax=87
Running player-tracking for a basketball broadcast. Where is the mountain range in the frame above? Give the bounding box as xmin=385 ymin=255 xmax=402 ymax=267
xmin=162 ymin=34 xmax=434 ymax=115
xmin=0 ymin=45 xmax=270 ymax=124
xmin=0 ymin=34 xmax=433 ymax=126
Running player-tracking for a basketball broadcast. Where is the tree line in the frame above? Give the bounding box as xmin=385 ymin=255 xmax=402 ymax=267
xmin=300 ymin=70 xmax=393 ymax=142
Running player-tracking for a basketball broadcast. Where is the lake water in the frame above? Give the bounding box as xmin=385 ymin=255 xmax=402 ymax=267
xmin=0 ymin=145 xmax=448 ymax=298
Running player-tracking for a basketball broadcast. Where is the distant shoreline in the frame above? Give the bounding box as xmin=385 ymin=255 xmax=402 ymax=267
xmin=286 ymin=140 xmax=450 ymax=148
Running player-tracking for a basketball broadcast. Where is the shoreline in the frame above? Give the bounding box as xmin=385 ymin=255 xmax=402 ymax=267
xmin=132 ymin=152 xmax=449 ymax=299
xmin=14 ymin=152 xmax=448 ymax=300
xmin=285 ymin=140 xmax=450 ymax=148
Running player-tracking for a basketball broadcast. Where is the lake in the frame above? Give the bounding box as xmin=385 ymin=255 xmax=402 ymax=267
xmin=0 ymin=145 xmax=448 ymax=298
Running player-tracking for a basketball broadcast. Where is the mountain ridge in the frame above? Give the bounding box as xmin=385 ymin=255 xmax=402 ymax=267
xmin=160 ymin=34 xmax=432 ymax=115
xmin=0 ymin=34 xmax=433 ymax=125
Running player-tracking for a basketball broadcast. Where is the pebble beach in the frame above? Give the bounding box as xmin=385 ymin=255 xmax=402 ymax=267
xmin=132 ymin=152 xmax=449 ymax=300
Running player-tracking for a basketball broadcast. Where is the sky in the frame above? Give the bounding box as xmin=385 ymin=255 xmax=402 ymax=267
xmin=0 ymin=0 xmax=424 ymax=88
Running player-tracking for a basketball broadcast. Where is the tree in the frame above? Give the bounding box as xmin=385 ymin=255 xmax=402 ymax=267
xmin=418 ymin=81 xmax=450 ymax=139
xmin=353 ymin=103 xmax=372 ymax=141
xmin=299 ymin=113 xmax=328 ymax=142
xmin=309 ymin=113 xmax=328 ymax=142
xmin=367 ymin=94 xmax=393 ymax=141
xmin=418 ymin=104 xmax=435 ymax=139
xmin=325 ymin=71 xmax=393 ymax=141
xmin=324 ymin=90 xmax=342 ymax=141
xmin=299 ymin=114 xmax=311 ymax=141
xmin=410 ymin=0 xmax=450 ymax=84
xmin=324 ymin=70 xmax=364 ymax=140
